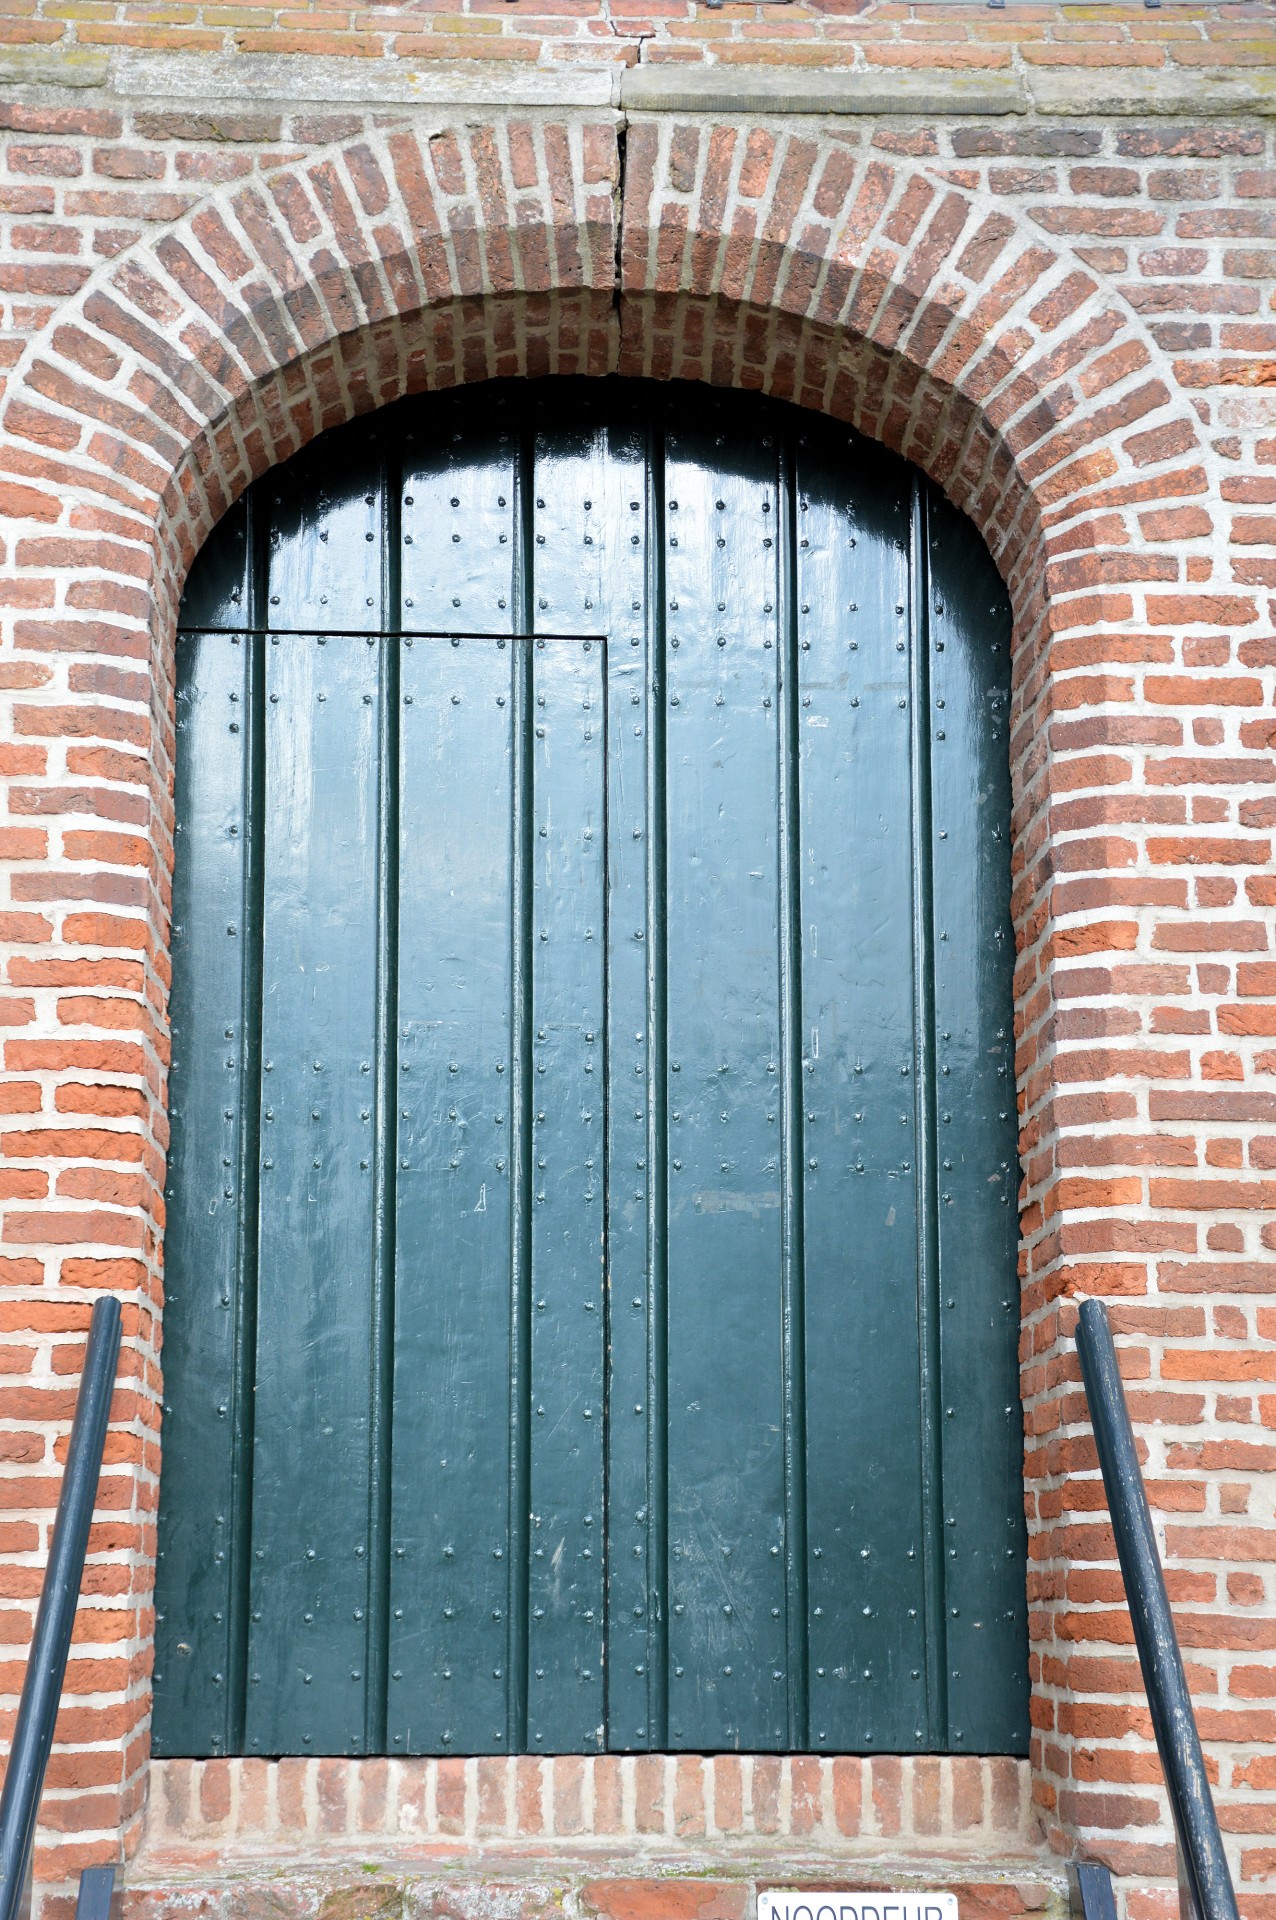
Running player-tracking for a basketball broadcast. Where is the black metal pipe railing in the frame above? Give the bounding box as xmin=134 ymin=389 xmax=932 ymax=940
xmin=1069 ymin=1861 xmax=1120 ymax=1920
xmin=0 ymin=1296 xmax=122 ymax=1920
xmin=1075 ymin=1297 xmax=1240 ymax=1920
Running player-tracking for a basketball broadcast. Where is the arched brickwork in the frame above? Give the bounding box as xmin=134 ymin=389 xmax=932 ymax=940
xmin=0 ymin=110 xmax=1268 ymax=1917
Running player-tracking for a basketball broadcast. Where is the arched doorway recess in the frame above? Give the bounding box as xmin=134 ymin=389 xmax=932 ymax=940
xmin=155 ymin=377 xmax=1028 ymax=1766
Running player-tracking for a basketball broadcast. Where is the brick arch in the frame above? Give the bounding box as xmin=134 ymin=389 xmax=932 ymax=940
xmin=4 ymin=115 xmax=1208 ymax=652
xmin=616 ymin=118 xmax=1210 ymax=643
xmin=0 ymin=110 xmax=1229 ymax=1896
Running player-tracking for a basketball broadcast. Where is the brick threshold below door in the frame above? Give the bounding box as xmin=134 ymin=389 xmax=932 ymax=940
xmin=119 ymin=1758 xmax=1065 ymax=1920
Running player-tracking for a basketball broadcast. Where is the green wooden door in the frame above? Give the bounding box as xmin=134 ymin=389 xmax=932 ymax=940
xmin=154 ymin=379 xmax=1028 ymax=1760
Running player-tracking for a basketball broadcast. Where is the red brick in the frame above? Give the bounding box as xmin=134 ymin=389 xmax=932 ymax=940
xmin=0 ymin=87 xmax=1272 ymax=1902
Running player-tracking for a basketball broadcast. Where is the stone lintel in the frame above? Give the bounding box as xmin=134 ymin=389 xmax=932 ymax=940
xmin=110 ymin=51 xmax=619 ymax=107
xmin=1025 ymin=66 xmax=1276 ymax=117
xmin=3 ymin=50 xmax=1273 ymax=119
xmin=619 ymin=66 xmax=1028 ymax=117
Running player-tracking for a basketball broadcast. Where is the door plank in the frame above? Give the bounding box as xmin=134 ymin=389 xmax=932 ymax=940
xmin=267 ymin=431 xmax=385 ymax=631
xmin=241 ymin=437 xmax=389 ymax=1755
xmin=526 ymin=637 xmax=607 ymax=1752
xmin=927 ymin=494 xmax=1030 ymax=1756
xmin=390 ymin=635 xmax=517 ymax=1756
xmin=663 ymin=407 xmax=788 ymax=1752
xmin=796 ymin=430 xmax=931 ymax=1753
xmin=399 ymin=392 xmax=518 ymax=633
xmin=246 ymin=631 xmax=382 ymax=1754
xmin=527 ymin=390 xmax=659 ymax=1749
xmin=153 ymin=619 xmax=253 ymax=1758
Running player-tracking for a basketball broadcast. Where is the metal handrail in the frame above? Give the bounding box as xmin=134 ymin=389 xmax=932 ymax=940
xmin=1074 ymin=1297 xmax=1240 ymax=1920
xmin=0 ymin=1297 xmax=122 ymax=1920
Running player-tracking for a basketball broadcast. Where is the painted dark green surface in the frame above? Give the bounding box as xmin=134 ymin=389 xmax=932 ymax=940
xmin=154 ymin=379 xmax=1028 ymax=1761
xmin=796 ymin=434 xmax=927 ymax=1753
xmin=663 ymin=418 xmax=789 ymax=1751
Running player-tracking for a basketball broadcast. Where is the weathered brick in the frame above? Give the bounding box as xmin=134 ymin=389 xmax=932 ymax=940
xmin=0 ymin=59 xmax=1272 ymax=1917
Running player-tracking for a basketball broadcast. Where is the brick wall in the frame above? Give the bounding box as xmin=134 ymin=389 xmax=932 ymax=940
xmin=0 ymin=0 xmax=1271 ymax=84
xmin=0 ymin=11 xmax=1274 ymax=1918
xmin=144 ymin=1753 xmax=1038 ymax=1850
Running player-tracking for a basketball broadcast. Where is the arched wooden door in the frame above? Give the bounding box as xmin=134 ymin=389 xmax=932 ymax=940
xmin=154 ymin=379 xmax=1028 ymax=1762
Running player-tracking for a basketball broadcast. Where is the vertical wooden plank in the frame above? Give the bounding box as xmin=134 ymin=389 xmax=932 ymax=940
xmin=399 ymin=388 xmax=518 ymax=633
xmin=152 ymin=624 xmax=251 ymax=1757
xmin=908 ymin=476 xmax=948 ymax=1752
xmin=245 ymin=630 xmax=382 ymax=1754
xmin=776 ymin=438 xmax=809 ymax=1751
xmin=526 ymin=388 xmax=657 ymax=1749
xmin=796 ymin=423 xmax=931 ymax=1753
xmin=364 ymin=612 xmax=400 ymax=1759
xmin=178 ymin=495 xmax=251 ymax=629
xmin=639 ymin=428 xmax=670 ymax=1757
xmin=526 ymin=635 xmax=607 ymax=1752
xmin=390 ymin=404 xmax=521 ymax=1753
xmin=389 ymin=635 xmax=516 ymax=1757
xmin=663 ymin=397 xmax=788 ymax=1752
xmin=158 ymin=492 xmax=260 ymax=1757
xmin=509 ymin=446 xmax=535 ymax=1757
xmin=266 ymin=421 xmax=385 ymax=630
xmin=926 ymin=492 xmax=1029 ymax=1756
xmin=244 ymin=444 xmax=387 ymax=1755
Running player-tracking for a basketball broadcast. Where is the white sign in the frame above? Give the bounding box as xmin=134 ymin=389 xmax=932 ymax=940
xmin=759 ymin=1896 xmax=959 ymax=1920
